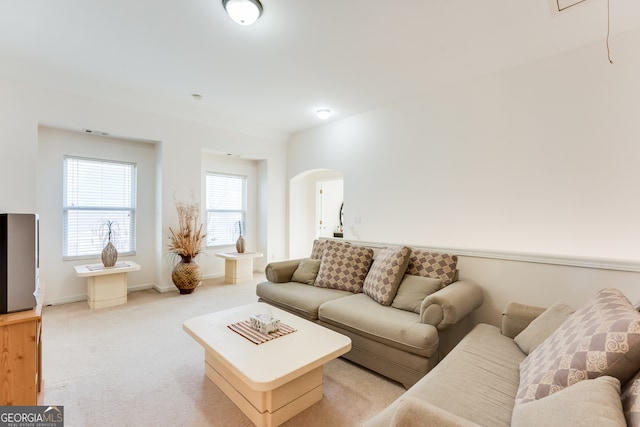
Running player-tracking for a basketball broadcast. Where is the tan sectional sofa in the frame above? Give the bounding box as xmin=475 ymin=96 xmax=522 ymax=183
xmin=256 ymin=239 xmax=484 ymax=388
xmin=364 ymin=287 xmax=640 ymax=426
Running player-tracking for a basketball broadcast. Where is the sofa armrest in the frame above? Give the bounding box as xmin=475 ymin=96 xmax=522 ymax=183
xmin=420 ymin=280 xmax=484 ymax=330
xmin=390 ymin=398 xmax=480 ymax=427
xmin=501 ymin=301 xmax=546 ymax=338
xmin=264 ymin=259 xmax=303 ymax=283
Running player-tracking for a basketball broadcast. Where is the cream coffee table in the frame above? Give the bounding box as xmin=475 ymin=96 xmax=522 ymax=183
xmin=183 ymin=302 xmax=351 ymax=427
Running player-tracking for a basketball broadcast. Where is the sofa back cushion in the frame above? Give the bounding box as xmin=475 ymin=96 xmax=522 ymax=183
xmin=391 ymin=275 xmax=443 ymax=313
xmin=291 ymin=258 xmax=322 ymax=285
xmin=363 ymin=246 xmax=411 ymax=305
xmin=517 ymin=288 xmax=640 ymax=404
xmin=514 ymin=302 xmax=575 ymax=355
xmin=314 ymin=239 xmax=374 ymax=293
xmin=406 ymin=250 xmax=458 ymax=286
xmin=310 ymin=239 xmax=327 ymax=260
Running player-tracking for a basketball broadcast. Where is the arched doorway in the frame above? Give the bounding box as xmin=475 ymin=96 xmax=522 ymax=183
xmin=289 ymin=169 xmax=343 ymax=259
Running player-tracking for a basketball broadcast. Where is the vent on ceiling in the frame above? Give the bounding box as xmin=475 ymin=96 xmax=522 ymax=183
xmin=82 ymin=129 xmax=110 ymax=137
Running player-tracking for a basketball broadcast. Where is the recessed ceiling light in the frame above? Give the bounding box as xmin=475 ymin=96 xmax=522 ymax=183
xmin=316 ymin=108 xmax=332 ymax=120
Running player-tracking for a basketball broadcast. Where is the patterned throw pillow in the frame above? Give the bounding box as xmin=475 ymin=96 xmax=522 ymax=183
xmin=363 ymin=246 xmax=411 ymax=305
xmin=516 ymin=288 xmax=640 ymax=404
xmin=310 ymin=239 xmax=327 ymax=260
xmin=406 ymin=249 xmax=458 ymax=286
xmin=622 ymin=370 xmax=640 ymax=426
xmin=314 ymin=240 xmax=373 ymax=293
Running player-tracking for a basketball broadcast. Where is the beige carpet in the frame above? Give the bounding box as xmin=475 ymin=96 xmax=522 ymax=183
xmin=42 ymin=275 xmax=404 ymax=426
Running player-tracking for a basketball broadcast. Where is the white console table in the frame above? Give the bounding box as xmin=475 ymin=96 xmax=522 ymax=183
xmin=74 ymin=261 xmax=141 ymax=309
xmin=215 ymin=252 xmax=263 ymax=284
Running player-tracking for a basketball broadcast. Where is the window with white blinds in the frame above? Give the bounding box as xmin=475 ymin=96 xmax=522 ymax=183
xmin=206 ymin=173 xmax=246 ymax=247
xmin=63 ymin=156 xmax=137 ymax=258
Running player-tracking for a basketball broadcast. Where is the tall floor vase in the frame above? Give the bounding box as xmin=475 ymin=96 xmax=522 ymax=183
xmin=171 ymin=257 xmax=202 ymax=294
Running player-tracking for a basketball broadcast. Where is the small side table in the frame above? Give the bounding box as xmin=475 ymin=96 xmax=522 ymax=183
xmin=215 ymin=252 xmax=263 ymax=284
xmin=74 ymin=261 xmax=141 ymax=309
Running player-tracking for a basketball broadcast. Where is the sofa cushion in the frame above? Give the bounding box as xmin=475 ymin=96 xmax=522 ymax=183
xmin=406 ymin=250 xmax=457 ymax=286
xmin=363 ymin=323 xmax=525 ymax=427
xmin=511 ymin=376 xmax=626 ymax=427
xmin=315 ymin=239 xmax=374 ymax=293
xmin=390 ymin=398 xmax=480 ymax=427
xmin=514 ymin=302 xmax=575 ymax=355
xmin=391 ymin=275 xmax=443 ymax=314
xmin=363 ymin=246 xmax=411 ymax=305
xmin=622 ymin=370 xmax=640 ymax=426
xmin=290 ymin=258 xmax=321 ymax=285
xmin=517 ymin=288 xmax=640 ymax=404
xmin=310 ymin=239 xmax=327 ymax=260
xmin=318 ymin=293 xmax=439 ymax=357
xmin=256 ymin=281 xmax=352 ymax=321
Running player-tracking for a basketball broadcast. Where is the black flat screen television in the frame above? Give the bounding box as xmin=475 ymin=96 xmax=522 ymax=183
xmin=0 ymin=213 xmax=39 ymax=314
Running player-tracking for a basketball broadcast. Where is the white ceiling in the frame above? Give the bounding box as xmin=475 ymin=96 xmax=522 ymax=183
xmin=1 ymin=0 xmax=639 ymax=139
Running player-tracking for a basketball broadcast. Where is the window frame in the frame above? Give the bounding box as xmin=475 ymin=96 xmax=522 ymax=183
xmin=62 ymin=155 xmax=137 ymax=260
xmin=205 ymin=172 xmax=247 ymax=248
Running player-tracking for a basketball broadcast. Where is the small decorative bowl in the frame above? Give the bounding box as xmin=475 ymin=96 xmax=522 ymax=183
xmin=249 ymin=313 xmax=281 ymax=334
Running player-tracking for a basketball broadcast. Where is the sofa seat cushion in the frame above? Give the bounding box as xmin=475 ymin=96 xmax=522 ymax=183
xmin=364 ymin=323 xmax=525 ymax=427
xmin=256 ymin=281 xmax=352 ymax=321
xmin=318 ymin=293 xmax=439 ymax=358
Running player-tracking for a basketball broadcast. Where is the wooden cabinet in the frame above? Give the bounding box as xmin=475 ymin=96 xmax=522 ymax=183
xmin=0 ymin=290 xmax=43 ymax=405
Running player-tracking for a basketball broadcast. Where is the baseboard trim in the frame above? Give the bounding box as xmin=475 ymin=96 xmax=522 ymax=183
xmin=153 ymin=283 xmax=176 ymax=293
xmin=44 ymin=294 xmax=88 ymax=306
xmin=45 ymin=282 xmax=158 ymax=306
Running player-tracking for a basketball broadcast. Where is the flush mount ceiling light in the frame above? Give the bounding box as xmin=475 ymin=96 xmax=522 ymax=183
xmin=222 ymin=0 xmax=263 ymax=26
xmin=316 ymin=108 xmax=332 ymax=120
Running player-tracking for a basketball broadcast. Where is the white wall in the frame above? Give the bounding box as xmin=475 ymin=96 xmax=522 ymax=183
xmin=288 ymin=29 xmax=640 ymax=323
xmin=0 ymin=78 xmax=288 ymax=304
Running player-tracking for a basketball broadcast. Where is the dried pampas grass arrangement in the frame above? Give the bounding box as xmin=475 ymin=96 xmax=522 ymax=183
xmin=168 ymin=198 xmax=206 ymax=262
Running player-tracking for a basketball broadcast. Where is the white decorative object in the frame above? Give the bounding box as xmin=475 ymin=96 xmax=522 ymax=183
xmin=222 ymin=0 xmax=263 ymax=26
xmin=250 ymin=313 xmax=280 ymax=334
